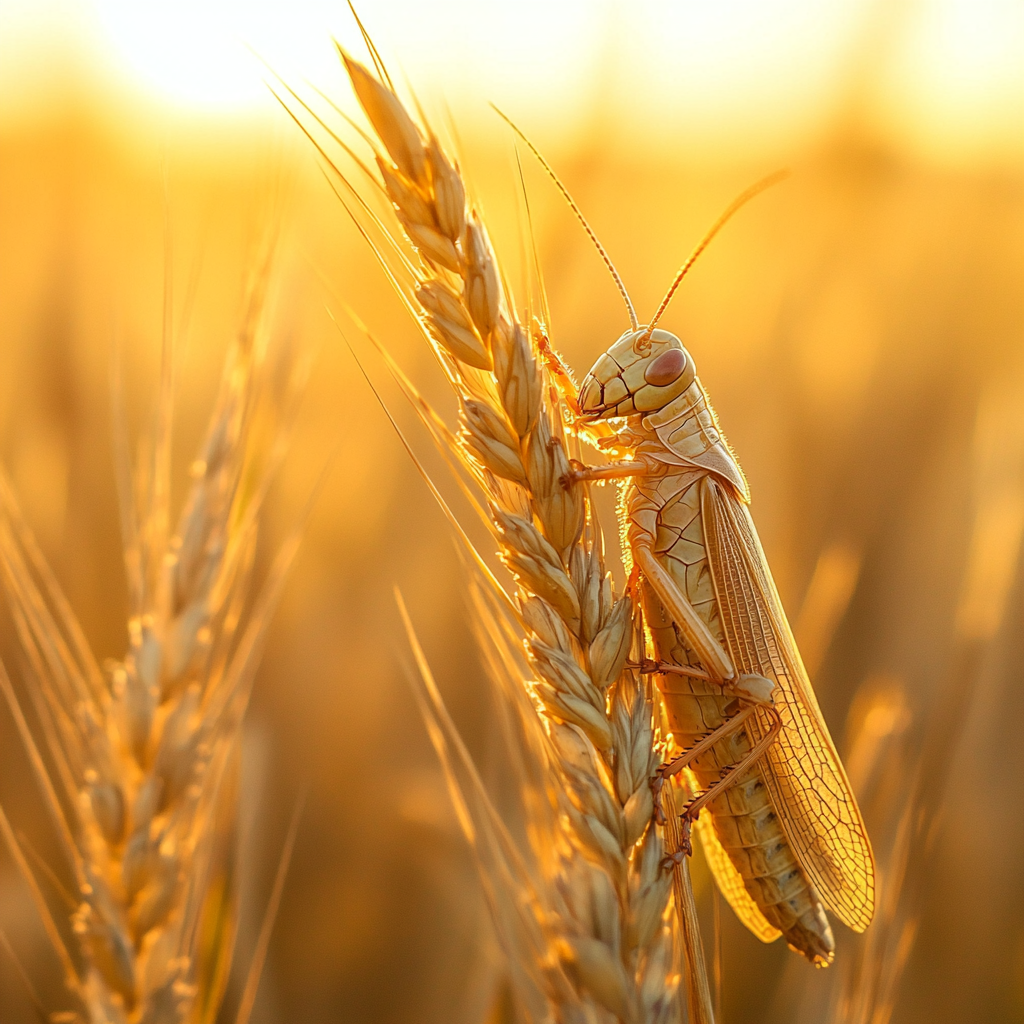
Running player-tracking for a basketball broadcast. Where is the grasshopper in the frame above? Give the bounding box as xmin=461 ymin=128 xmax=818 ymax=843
xmin=553 ymin=177 xmax=876 ymax=964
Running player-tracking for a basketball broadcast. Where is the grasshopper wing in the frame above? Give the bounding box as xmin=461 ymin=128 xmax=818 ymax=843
xmin=688 ymin=769 xmax=782 ymax=943
xmin=701 ymin=478 xmax=876 ymax=932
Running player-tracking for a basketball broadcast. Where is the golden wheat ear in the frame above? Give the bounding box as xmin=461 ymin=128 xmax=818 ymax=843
xmin=0 ymin=255 xmax=309 ymax=1024
xmin=279 ymin=46 xmax=713 ymax=1021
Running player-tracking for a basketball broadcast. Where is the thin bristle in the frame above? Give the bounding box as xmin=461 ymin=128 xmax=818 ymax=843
xmin=344 ymin=333 xmax=514 ymax=609
xmin=0 ymin=800 xmax=81 ymax=994
xmin=264 ymin=71 xmax=387 ymax=201
xmin=110 ymin=340 xmax=142 ymax=608
xmin=342 ymin=5 xmax=394 ymax=91
xmin=397 ymin=589 xmax=557 ymax=1021
xmin=513 ymin=143 xmax=552 ymax=334
xmin=234 ymin=796 xmax=305 ymax=1024
xmin=355 ymin=321 xmax=497 ymax=532
xmin=0 ymin=922 xmax=50 ymax=1020
xmin=0 ymin=663 xmax=82 ymax=881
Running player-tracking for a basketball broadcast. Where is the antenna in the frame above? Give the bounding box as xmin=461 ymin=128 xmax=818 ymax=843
xmin=492 ymin=105 xmax=639 ymax=331
xmin=641 ymin=170 xmax=789 ymax=346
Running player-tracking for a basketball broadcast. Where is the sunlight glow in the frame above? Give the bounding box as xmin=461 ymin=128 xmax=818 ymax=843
xmin=0 ymin=0 xmax=1021 ymax=161
xmin=87 ymin=0 xmax=608 ymax=113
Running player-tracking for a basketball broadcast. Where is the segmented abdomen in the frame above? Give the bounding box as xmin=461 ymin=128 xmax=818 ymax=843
xmin=632 ymin=473 xmax=834 ymax=963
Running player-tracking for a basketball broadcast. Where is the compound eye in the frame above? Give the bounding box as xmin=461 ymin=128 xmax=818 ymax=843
xmin=644 ymin=348 xmax=686 ymax=387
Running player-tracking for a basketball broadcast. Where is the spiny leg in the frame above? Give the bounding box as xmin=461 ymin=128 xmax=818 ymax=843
xmin=651 ymin=704 xmax=758 ymax=826
xmin=663 ymin=704 xmax=783 ymax=865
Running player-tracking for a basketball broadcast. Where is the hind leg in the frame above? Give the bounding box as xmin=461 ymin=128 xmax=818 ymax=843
xmin=662 ymin=704 xmax=783 ymax=863
xmin=651 ymin=704 xmax=758 ymax=826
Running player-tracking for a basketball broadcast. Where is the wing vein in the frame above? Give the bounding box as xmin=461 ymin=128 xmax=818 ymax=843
xmin=700 ymin=478 xmax=875 ymax=931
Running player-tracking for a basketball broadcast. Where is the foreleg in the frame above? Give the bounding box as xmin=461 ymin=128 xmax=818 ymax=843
xmin=564 ymin=458 xmax=653 ymax=485
xmin=630 ymin=658 xmax=711 ymax=681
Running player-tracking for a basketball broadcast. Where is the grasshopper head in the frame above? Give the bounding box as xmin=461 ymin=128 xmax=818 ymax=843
xmin=578 ymin=328 xmax=696 ymax=420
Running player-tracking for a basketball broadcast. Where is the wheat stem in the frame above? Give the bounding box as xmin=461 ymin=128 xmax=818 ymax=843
xmin=662 ymin=784 xmax=715 ymax=1024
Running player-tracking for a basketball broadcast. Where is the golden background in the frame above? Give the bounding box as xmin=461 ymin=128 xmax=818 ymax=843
xmin=0 ymin=2 xmax=1021 ymax=1021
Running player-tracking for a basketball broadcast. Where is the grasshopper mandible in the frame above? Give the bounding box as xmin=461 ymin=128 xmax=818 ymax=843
xmin=547 ymin=173 xmax=877 ymax=965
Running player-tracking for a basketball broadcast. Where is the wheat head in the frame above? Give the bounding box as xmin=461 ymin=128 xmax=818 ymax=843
xmin=0 ymin=268 xmax=294 ymax=1024
xmin=325 ymin=53 xmax=685 ymax=1024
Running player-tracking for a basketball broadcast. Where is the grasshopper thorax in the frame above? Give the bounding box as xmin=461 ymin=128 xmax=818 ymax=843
xmin=578 ymin=328 xmax=697 ymax=420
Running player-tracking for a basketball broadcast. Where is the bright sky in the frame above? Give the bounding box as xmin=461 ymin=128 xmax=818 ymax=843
xmin=0 ymin=0 xmax=1022 ymax=163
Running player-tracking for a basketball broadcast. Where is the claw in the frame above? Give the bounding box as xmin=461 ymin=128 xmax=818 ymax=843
xmin=678 ymin=815 xmax=694 ymax=857
xmin=629 ymin=657 xmax=664 ymax=675
xmin=661 ymin=850 xmax=686 ymax=871
xmin=559 ymin=459 xmax=584 ymax=491
xmin=660 ymin=819 xmax=693 ymax=870
xmin=650 ymin=775 xmax=667 ymax=826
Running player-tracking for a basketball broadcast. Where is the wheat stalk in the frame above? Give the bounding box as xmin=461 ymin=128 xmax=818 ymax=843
xmin=323 ymin=52 xmax=692 ymax=1023
xmin=0 ymin=266 xmax=297 ymax=1024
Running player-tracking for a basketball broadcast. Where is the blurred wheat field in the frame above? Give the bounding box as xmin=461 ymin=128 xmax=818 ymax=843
xmin=1 ymin=3 xmax=1023 ymax=1022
